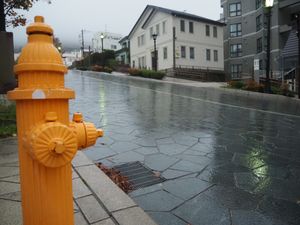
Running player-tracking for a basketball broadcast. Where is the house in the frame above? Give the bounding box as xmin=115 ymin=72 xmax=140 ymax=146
xmin=115 ymin=36 xmax=130 ymax=65
xmin=93 ymin=32 xmax=123 ymax=53
xmin=128 ymin=5 xmax=225 ymax=77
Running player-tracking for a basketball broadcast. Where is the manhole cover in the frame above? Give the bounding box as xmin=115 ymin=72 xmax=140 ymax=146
xmin=113 ymin=161 xmax=165 ymax=190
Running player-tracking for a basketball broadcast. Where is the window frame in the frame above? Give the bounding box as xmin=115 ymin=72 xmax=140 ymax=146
xmin=214 ymin=50 xmax=218 ymax=62
xmin=256 ymin=15 xmax=262 ymax=31
xmin=206 ymin=25 xmax=210 ymax=36
xmin=190 ymin=47 xmax=195 ymax=59
xmin=163 ymin=47 xmax=168 ymax=59
xmin=229 ymin=2 xmax=241 ymax=17
xmin=181 ymin=46 xmax=186 ymax=58
xmin=257 ymin=37 xmax=263 ymax=53
xmin=189 ymin=21 xmax=194 ymax=34
xmin=180 ymin=20 xmax=185 ymax=32
xmin=230 ymin=23 xmax=242 ymax=37
xmin=206 ymin=49 xmax=211 ymax=61
xmin=230 ymin=64 xmax=242 ymax=78
xmin=213 ymin=26 xmax=218 ymax=38
xmin=230 ymin=44 xmax=242 ymax=57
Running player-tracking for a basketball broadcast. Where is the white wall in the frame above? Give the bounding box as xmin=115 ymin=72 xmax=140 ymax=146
xmin=130 ymin=8 xmax=224 ymax=71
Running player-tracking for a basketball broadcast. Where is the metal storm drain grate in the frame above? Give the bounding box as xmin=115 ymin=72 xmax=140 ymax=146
xmin=113 ymin=161 xmax=165 ymax=190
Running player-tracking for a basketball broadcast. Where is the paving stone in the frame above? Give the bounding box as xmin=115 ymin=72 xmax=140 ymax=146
xmin=157 ymin=143 xmax=188 ymax=156
xmin=133 ymin=138 xmax=157 ymax=147
xmin=170 ymin=160 xmax=206 ymax=172
xmin=76 ymin=195 xmax=109 ymax=223
xmin=0 ymin=181 xmax=20 ymax=196
xmin=96 ymin=136 xmax=115 ymax=146
xmin=163 ymin=178 xmax=212 ymax=200
xmin=0 ymin=199 xmax=22 ymax=225
xmin=134 ymin=147 xmax=159 ymax=155
xmin=110 ymin=142 xmax=140 ymax=153
xmin=144 ymin=154 xmax=179 ymax=171
xmin=204 ymin=185 xmax=261 ymax=210
xmin=148 ymin=212 xmax=186 ymax=225
xmin=174 ymin=154 xmax=211 ymax=165
xmin=190 ymin=143 xmax=213 ymax=154
xmin=110 ymin=133 xmax=138 ymax=142
xmin=92 ymin=218 xmax=116 ymax=225
xmin=112 ymin=206 xmax=157 ymax=225
xmin=0 ymin=166 xmax=19 ymax=178
xmin=234 ymin=172 xmax=261 ymax=193
xmin=156 ymin=137 xmax=174 ymax=145
xmin=231 ymin=210 xmax=282 ymax=225
xmin=76 ymin=165 xmax=136 ymax=212
xmin=0 ymin=175 xmax=20 ymax=183
xmin=0 ymin=191 xmax=21 ymax=202
xmin=232 ymin=153 xmax=266 ymax=170
xmin=72 ymin=152 xmax=94 ymax=167
xmin=74 ymin=200 xmax=79 ymax=213
xmin=108 ymin=151 xmax=144 ymax=164
xmin=172 ymin=135 xmax=198 ymax=147
xmin=173 ymin=194 xmax=230 ymax=225
xmin=129 ymin=183 xmax=163 ymax=198
xmin=161 ymin=169 xmax=191 ymax=179
xmin=74 ymin=212 xmax=88 ymax=225
xmin=133 ymin=190 xmax=183 ymax=211
xmin=72 ymin=178 xmax=92 ymax=199
xmin=84 ymin=146 xmax=117 ymax=161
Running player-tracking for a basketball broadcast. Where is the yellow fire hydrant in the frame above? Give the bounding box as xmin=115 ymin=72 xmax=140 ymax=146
xmin=8 ymin=16 xmax=103 ymax=225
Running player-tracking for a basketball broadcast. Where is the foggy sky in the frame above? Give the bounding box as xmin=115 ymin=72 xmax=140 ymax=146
xmin=8 ymin=0 xmax=222 ymax=50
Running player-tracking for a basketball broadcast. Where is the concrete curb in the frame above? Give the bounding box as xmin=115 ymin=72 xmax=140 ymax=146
xmin=72 ymin=152 xmax=157 ymax=225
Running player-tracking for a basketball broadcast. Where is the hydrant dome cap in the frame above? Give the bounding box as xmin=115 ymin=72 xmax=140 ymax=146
xmin=27 ymin=16 xmax=53 ymax=35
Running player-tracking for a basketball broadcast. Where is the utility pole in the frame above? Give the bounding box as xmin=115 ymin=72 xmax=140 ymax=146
xmin=0 ymin=0 xmax=5 ymax=31
xmin=265 ymin=7 xmax=272 ymax=93
xmin=81 ymin=29 xmax=85 ymax=58
xmin=296 ymin=14 xmax=300 ymax=99
xmin=173 ymin=27 xmax=176 ymax=72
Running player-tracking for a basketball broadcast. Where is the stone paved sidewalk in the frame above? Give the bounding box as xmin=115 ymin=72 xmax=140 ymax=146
xmin=0 ymin=137 xmax=157 ymax=225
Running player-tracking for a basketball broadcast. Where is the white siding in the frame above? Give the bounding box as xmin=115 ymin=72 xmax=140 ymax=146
xmin=130 ymin=8 xmax=224 ymax=71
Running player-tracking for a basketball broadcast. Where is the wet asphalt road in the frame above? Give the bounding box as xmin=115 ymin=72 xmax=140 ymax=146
xmin=67 ymin=70 xmax=300 ymax=225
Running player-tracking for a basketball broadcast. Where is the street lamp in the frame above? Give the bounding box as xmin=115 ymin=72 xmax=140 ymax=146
xmin=264 ymin=0 xmax=274 ymax=93
xmin=292 ymin=13 xmax=300 ymax=99
xmin=152 ymin=33 xmax=158 ymax=71
xmin=100 ymin=33 xmax=104 ymax=53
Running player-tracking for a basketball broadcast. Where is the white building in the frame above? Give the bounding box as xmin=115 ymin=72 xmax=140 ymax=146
xmin=62 ymin=50 xmax=82 ymax=67
xmin=128 ymin=5 xmax=225 ymax=72
xmin=93 ymin=32 xmax=123 ymax=53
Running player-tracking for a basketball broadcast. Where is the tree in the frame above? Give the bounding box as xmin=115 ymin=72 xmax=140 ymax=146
xmin=0 ymin=0 xmax=51 ymax=31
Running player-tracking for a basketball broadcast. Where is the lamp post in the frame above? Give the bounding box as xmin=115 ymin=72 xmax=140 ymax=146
xmin=152 ymin=33 xmax=158 ymax=71
xmin=100 ymin=33 xmax=104 ymax=53
xmin=265 ymin=0 xmax=274 ymax=93
xmin=292 ymin=13 xmax=300 ymax=99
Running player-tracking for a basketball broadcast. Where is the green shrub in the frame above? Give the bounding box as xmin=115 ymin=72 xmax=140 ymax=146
xmin=228 ymin=80 xmax=245 ymax=89
xmin=271 ymin=85 xmax=281 ymax=94
xmin=0 ymin=103 xmax=16 ymax=138
xmin=103 ymin=67 xmax=113 ymax=73
xmin=280 ymin=83 xmax=295 ymax=97
xmin=128 ymin=69 xmax=165 ymax=80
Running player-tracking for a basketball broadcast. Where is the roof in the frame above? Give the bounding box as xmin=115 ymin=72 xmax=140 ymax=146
xmin=128 ymin=5 xmax=225 ymax=38
xmin=119 ymin=36 xmax=128 ymax=44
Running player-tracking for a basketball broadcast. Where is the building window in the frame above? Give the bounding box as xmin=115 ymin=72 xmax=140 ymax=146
xmin=206 ymin=49 xmax=211 ymax=61
xmin=181 ymin=46 xmax=186 ymax=58
xmin=230 ymin=44 xmax=242 ymax=57
xmin=111 ymin=45 xmax=117 ymax=50
xmin=213 ymin=26 xmax=217 ymax=38
xmin=259 ymin=59 xmax=263 ymax=70
xmin=180 ymin=20 xmax=185 ymax=32
xmin=150 ymin=27 xmax=153 ymax=39
xmin=190 ymin=47 xmax=195 ymax=59
xmin=162 ymin=21 xmax=166 ymax=34
xmin=257 ymin=38 xmax=263 ymax=53
xmin=256 ymin=15 xmax=262 ymax=31
xmin=163 ymin=47 xmax=168 ymax=59
xmin=206 ymin=25 xmax=210 ymax=36
xmin=229 ymin=2 xmax=241 ymax=17
xmin=189 ymin=21 xmax=194 ymax=33
xmin=214 ymin=50 xmax=218 ymax=61
xmin=256 ymin=0 xmax=262 ymax=9
xmin=156 ymin=24 xmax=160 ymax=36
xmin=230 ymin=23 xmax=242 ymax=37
xmin=138 ymin=56 xmax=146 ymax=69
xmin=138 ymin=34 xmax=145 ymax=47
xmin=231 ymin=64 xmax=242 ymax=78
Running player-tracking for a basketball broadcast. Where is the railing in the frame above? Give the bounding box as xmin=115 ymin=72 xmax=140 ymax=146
xmin=176 ymin=65 xmax=224 ymax=72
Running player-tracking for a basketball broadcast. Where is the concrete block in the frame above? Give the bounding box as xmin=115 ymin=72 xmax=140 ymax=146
xmin=76 ymin=165 xmax=136 ymax=212
xmin=72 ymin=152 xmax=94 ymax=167
xmin=72 ymin=178 xmax=91 ymax=199
xmin=92 ymin=218 xmax=116 ymax=225
xmin=112 ymin=207 xmax=157 ymax=225
xmin=76 ymin=195 xmax=109 ymax=223
xmin=74 ymin=212 xmax=88 ymax=225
